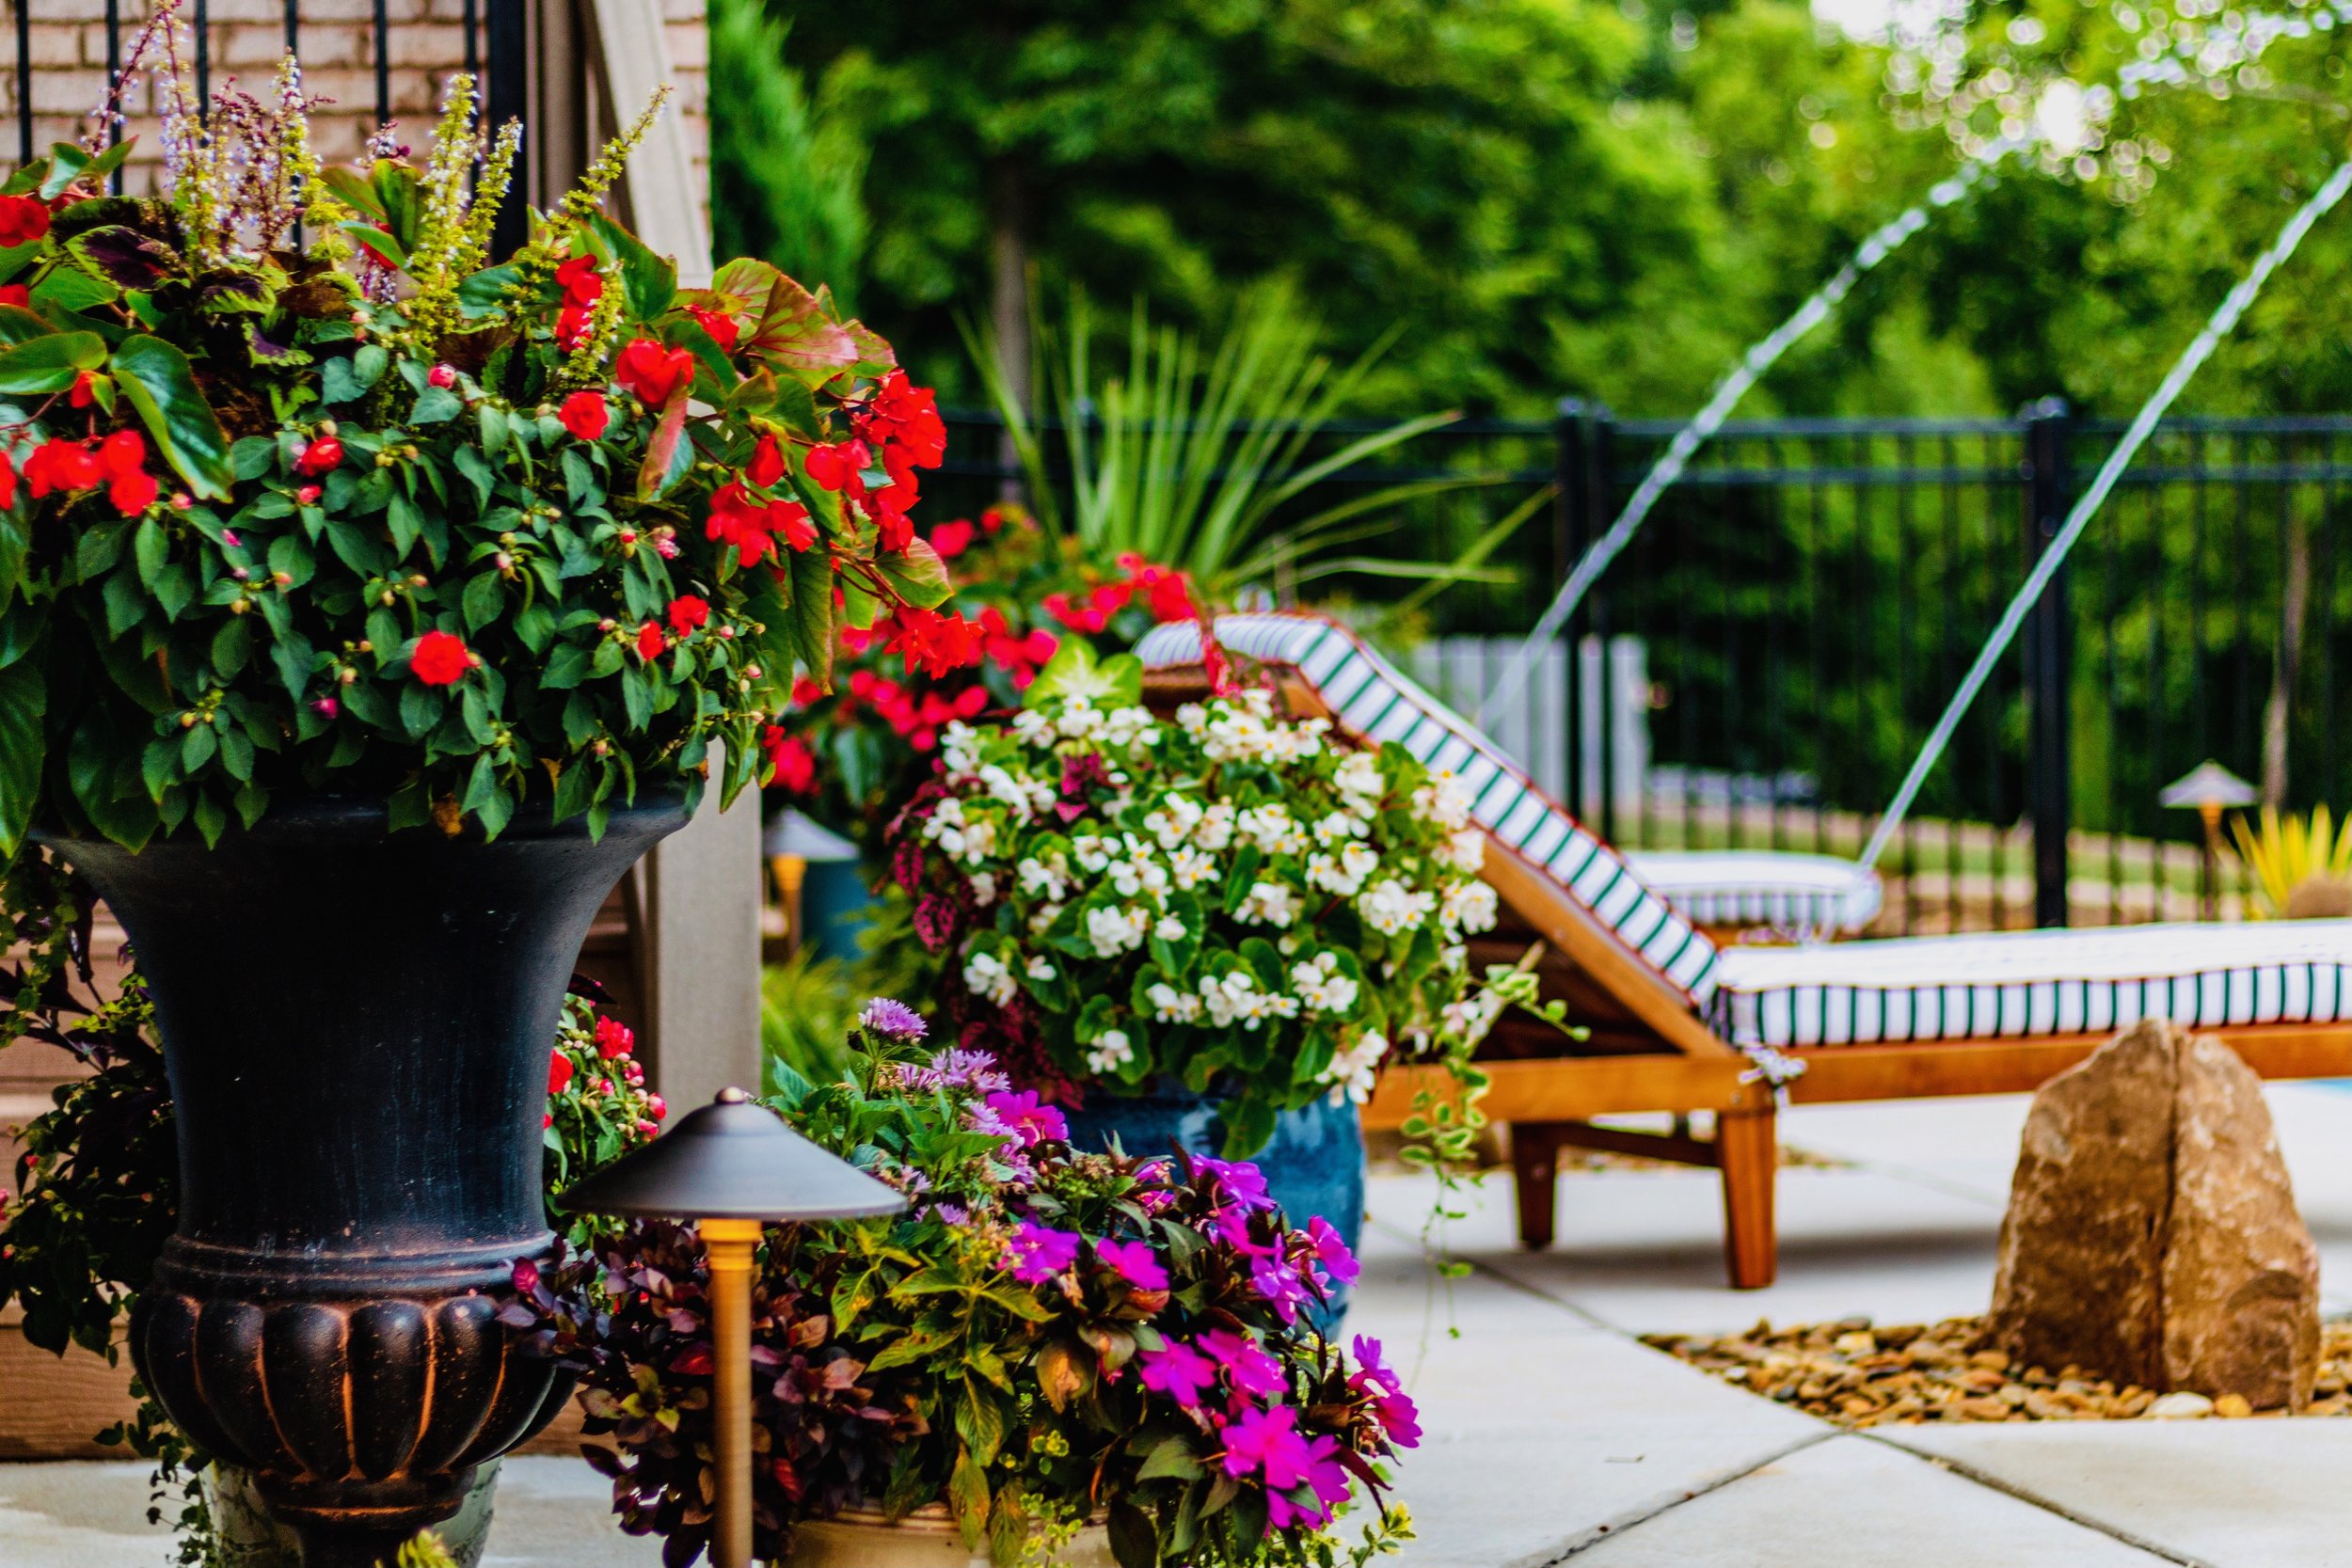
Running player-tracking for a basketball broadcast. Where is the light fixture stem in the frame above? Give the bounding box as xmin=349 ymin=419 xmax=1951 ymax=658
xmin=701 ymin=1217 xmax=765 ymax=1568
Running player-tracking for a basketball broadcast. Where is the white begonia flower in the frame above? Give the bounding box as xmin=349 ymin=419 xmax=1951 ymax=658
xmin=1086 ymin=1028 xmax=1136 ymax=1074
xmin=978 ymin=764 xmax=1034 ymax=823
xmin=969 ymin=870 xmax=998 ymax=905
xmin=1333 ymin=751 xmax=1385 ymax=802
xmin=962 ymin=950 xmax=1017 ymax=1007
xmin=1290 ymin=952 xmax=1360 ymax=1015
xmin=1319 ymin=1028 xmax=1388 ymax=1105
xmin=1175 ymin=702 xmax=1210 ymax=736
xmin=1414 ymin=770 xmax=1475 ymax=832
xmin=1011 ymin=709 xmax=1056 ymax=749
xmin=1056 ymin=698 xmax=1105 ymax=739
xmin=1442 ymin=991 xmax=1506 ymax=1047
xmin=1359 ymin=878 xmax=1436 ymax=936
xmin=1073 ymin=834 xmax=1114 ymax=873
xmin=1017 ymin=855 xmax=1071 ymax=901
xmin=1085 ymin=904 xmax=1150 ymax=958
xmin=1262 ymin=719 xmax=1325 ymax=765
xmin=1236 ymin=880 xmax=1302 ymax=927
xmin=1168 ymin=846 xmax=1215 ymax=890
xmin=1194 ymin=803 xmax=1237 ymax=852
xmin=941 ymin=721 xmax=983 ymax=776
xmin=1235 ymin=803 xmax=1305 ymax=856
xmin=1440 ymin=941 xmax=1468 ymax=973
xmin=959 ymin=817 xmax=998 ymax=863
xmin=1440 ymin=825 xmax=1486 ymax=874
xmin=1025 ymin=954 xmax=1058 ymax=982
xmin=1154 ymin=914 xmax=1188 ymax=942
xmin=1308 ymin=842 xmax=1379 ymax=897
xmin=1147 ymin=982 xmax=1203 ymax=1023
xmin=1102 ymin=705 xmax=1159 ymax=750
xmin=1442 ymin=880 xmax=1500 ymax=934
xmin=1028 ymin=900 xmax=1064 ymax=935
xmin=1105 ymin=835 xmax=1170 ymax=900
xmin=1197 ymin=969 xmax=1301 ymax=1030
xmin=1313 ymin=809 xmax=1369 ymax=846
xmin=1144 ymin=793 xmax=1205 ymax=850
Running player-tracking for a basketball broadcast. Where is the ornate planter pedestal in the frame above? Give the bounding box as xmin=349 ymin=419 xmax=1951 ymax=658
xmin=42 ymin=797 xmax=684 ymax=1568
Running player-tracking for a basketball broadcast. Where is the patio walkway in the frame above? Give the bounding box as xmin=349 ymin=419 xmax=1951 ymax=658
xmin=9 ymin=1085 xmax=2352 ymax=1565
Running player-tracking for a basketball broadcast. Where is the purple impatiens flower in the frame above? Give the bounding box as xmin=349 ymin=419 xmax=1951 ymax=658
xmin=1197 ymin=1328 xmax=1287 ymax=1400
xmin=1000 ymin=1221 xmax=1082 ymax=1284
xmin=1349 ymin=1335 xmax=1422 ymax=1449
xmin=1095 ymin=1237 xmax=1168 ymax=1291
xmin=1299 ymin=1214 xmax=1359 ymax=1286
xmin=1248 ymin=1254 xmax=1313 ymax=1324
xmin=1138 ymin=1338 xmax=1219 ymax=1408
xmin=859 ymin=997 xmax=928 ymax=1038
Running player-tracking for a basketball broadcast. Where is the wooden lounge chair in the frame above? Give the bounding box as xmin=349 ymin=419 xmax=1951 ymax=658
xmin=1136 ymin=612 xmax=2352 ymax=1289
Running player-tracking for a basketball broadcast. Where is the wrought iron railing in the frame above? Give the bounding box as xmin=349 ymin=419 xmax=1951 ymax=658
xmin=936 ymin=404 xmax=2352 ymax=934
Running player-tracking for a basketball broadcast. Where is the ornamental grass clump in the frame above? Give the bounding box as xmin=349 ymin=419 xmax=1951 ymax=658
xmin=0 ymin=11 xmax=966 ymax=861
xmin=514 ymin=1008 xmax=1418 ymax=1568
xmin=884 ymin=639 xmax=1503 ymax=1155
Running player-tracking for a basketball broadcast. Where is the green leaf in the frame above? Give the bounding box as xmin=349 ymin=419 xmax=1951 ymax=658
xmin=30 ymin=263 xmax=119 ymax=315
xmin=876 ymin=538 xmax=953 ymax=610
xmin=946 ymin=1449 xmax=990 ymax=1546
xmin=587 ymin=214 xmax=677 ymax=322
xmin=410 ymin=385 xmax=463 ymax=424
xmin=1107 ymin=1500 xmax=1159 ymax=1568
xmin=455 ymin=262 xmax=525 ymax=319
xmin=0 ymin=657 xmax=42 ymax=860
xmin=635 ymin=385 xmax=693 ymax=500
xmin=1025 ymin=638 xmax=1143 ymax=711
xmin=0 ymin=330 xmax=105 ymax=394
xmin=461 ymin=571 xmax=504 ymax=632
xmin=1136 ymin=1433 xmax=1203 ymax=1483
xmin=112 ymin=335 xmax=232 ymax=499
xmin=954 ymin=1378 xmax=1008 ymax=1465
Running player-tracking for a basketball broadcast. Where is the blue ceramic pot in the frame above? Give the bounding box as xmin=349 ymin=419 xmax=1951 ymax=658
xmin=1060 ymin=1089 xmax=1365 ymax=1326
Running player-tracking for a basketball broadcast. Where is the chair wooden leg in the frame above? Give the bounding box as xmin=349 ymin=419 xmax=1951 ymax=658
xmin=1717 ymin=1106 xmax=1778 ymax=1290
xmin=1509 ymin=1120 xmax=1569 ymax=1251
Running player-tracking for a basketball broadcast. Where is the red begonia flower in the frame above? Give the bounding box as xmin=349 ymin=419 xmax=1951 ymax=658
xmin=23 ymin=438 xmax=100 ymax=498
xmin=97 ymin=429 xmax=156 ymax=515
xmin=636 ymin=620 xmax=665 ymax=661
xmin=0 ymin=193 xmax=51 ymax=247
xmin=614 ymin=338 xmax=694 ymax=407
xmin=594 ymin=1017 xmax=635 ymax=1060
xmin=930 ymin=518 xmax=974 ymax=558
xmin=802 ymin=439 xmax=869 ymax=497
xmin=559 ymin=390 xmax=611 ymax=441
xmin=410 ymin=629 xmax=472 ymax=687
xmin=747 ymin=433 xmax=788 ymax=489
xmin=761 ymin=725 xmax=817 ymax=793
xmin=666 ymin=595 xmax=709 ymax=636
xmin=295 ymin=435 xmax=343 ymax=476
xmin=0 ymin=284 xmax=27 ymax=309
xmin=548 ymin=1051 xmax=575 ymax=1096
xmin=688 ymin=305 xmax=740 ymax=352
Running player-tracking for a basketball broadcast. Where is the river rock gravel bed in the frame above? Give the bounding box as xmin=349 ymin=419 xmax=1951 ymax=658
xmin=1644 ymin=1315 xmax=2352 ymax=1424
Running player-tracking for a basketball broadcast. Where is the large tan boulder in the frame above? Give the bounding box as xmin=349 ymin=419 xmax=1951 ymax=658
xmin=1984 ymin=1017 xmax=2319 ymax=1410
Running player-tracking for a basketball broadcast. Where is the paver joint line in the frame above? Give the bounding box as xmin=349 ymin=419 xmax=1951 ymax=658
xmin=1538 ymin=1430 xmax=1841 ymax=1564
xmin=1851 ymin=1432 xmax=2217 ymax=1568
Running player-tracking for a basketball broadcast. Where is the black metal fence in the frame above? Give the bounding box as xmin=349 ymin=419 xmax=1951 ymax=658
xmin=939 ymin=404 xmax=2352 ymax=935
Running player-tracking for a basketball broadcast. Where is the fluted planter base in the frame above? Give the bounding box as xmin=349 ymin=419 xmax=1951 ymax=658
xmin=41 ymin=796 xmax=683 ymax=1566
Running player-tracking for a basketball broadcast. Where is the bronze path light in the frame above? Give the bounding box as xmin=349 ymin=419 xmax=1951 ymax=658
xmin=559 ymin=1086 xmax=904 ymax=1568
xmin=2160 ymin=760 xmax=2258 ymax=920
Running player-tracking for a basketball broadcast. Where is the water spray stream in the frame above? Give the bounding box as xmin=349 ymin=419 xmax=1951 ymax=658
xmin=1856 ymin=156 xmax=2352 ymax=873
xmin=1477 ymin=148 xmax=2013 ymax=726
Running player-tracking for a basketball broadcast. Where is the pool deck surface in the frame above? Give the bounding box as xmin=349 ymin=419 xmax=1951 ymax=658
xmin=13 ymin=1085 xmax=2352 ymax=1566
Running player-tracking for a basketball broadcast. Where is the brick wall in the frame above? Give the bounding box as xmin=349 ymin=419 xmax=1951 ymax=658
xmin=0 ymin=0 xmax=708 ymax=240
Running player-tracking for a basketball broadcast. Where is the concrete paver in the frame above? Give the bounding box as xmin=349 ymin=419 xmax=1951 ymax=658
xmin=1568 ymin=1433 xmax=2177 ymax=1567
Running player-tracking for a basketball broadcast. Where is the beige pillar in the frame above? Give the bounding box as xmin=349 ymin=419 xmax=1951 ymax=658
xmin=640 ymin=749 xmax=764 ymax=1107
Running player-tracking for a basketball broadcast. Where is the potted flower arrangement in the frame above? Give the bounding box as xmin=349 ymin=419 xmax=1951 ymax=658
xmin=882 ymin=639 xmax=1506 ymax=1284
xmin=0 ymin=21 xmax=970 ymax=1557
xmin=514 ymin=1002 xmax=1419 ymax=1568
xmin=0 ymin=835 xmax=666 ymax=1566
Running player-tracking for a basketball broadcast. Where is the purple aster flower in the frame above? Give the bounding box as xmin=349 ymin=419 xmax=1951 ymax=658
xmin=1249 ymin=1254 xmax=1312 ymax=1324
xmin=1349 ymin=1336 xmax=1422 ymax=1449
xmin=1198 ymin=1328 xmax=1287 ymax=1400
xmin=859 ymin=997 xmax=928 ymax=1038
xmin=1000 ymin=1221 xmax=1082 ymax=1285
xmin=1138 ymin=1338 xmax=1218 ymax=1409
xmin=982 ymin=1089 xmax=1069 ymax=1148
xmin=907 ymin=1047 xmax=1011 ymax=1095
xmin=1297 ymin=1214 xmax=1360 ymax=1287
xmin=1095 ymin=1237 xmax=1168 ymax=1292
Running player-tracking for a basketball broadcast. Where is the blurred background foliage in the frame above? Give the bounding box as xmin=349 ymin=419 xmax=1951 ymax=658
xmin=717 ymin=0 xmax=2352 ymax=422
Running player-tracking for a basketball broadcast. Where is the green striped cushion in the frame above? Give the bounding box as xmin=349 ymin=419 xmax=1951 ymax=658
xmin=1136 ymin=614 xmax=1722 ymax=1004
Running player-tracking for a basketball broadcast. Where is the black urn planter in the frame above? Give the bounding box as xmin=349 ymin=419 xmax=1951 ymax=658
xmin=40 ymin=796 xmax=686 ymax=1568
